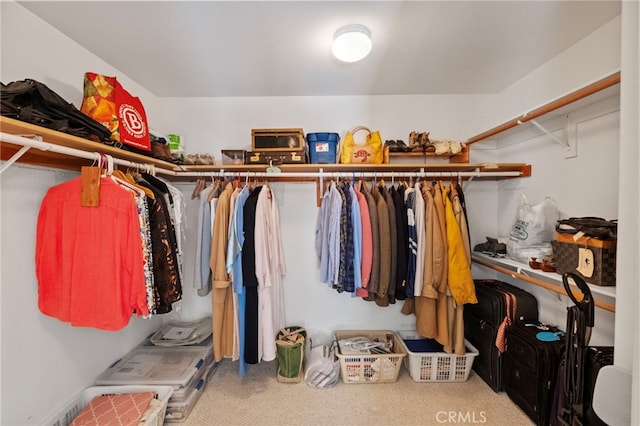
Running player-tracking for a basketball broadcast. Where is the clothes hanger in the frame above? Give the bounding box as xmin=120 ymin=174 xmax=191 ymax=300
xmin=80 ymin=152 xmax=102 ymax=207
xmin=111 ymin=171 xmax=145 ymax=196
xmin=116 ymin=168 xmax=155 ymax=198
xmin=207 ymin=176 xmax=222 ymax=202
xmin=191 ymin=176 xmax=206 ymax=199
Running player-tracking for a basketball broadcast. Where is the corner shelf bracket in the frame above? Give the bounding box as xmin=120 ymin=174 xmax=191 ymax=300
xmin=0 ymin=134 xmax=44 ymax=175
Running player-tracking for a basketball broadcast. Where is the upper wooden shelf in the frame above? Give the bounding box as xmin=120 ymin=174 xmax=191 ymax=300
xmin=0 ymin=116 xmax=179 ymax=171
xmin=1 ymin=116 xmax=531 ymax=179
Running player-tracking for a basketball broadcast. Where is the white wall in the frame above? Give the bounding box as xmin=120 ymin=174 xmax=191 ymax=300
xmin=2 ymin=1 xmax=636 ymax=425
xmin=466 ymin=17 xmax=622 ymax=349
xmin=480 ymin=15 xmax=622 ymax=135
xmin=0 ymin=3 xmax=166 ymax=425
xmin=618 ymin=2 xmax=640 ymax=423
xmin=163 ymin=94 xmax=500 ymax=345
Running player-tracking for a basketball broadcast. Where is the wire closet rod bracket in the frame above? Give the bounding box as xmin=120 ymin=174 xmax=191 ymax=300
xmin=517 ymin=115 xmax=571 ymax=151
xmin=1 ymin=134 xmax=47 ymax=175
xmin=0 ymin=144 xmax=32 ymax=175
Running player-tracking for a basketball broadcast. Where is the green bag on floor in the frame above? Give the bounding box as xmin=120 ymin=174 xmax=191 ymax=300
xmin=276 ymin=327 xmax=306 ymax=381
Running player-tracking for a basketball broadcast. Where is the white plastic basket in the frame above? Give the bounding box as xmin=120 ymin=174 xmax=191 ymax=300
xmin=42 ymin=385 xmax=173 ymax=426
xmin=398 ymin=331 xmax=479 ymax=382
xmin=335 ymin=330 xmax=406 ymax=384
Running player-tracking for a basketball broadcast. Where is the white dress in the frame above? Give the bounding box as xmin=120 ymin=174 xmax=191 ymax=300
xmin=254 ymin=185 xmax=287 ymax=362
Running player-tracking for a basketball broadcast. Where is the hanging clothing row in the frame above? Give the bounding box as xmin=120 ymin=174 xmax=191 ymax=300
xmin=315 ymin=179 xmax=476 ymax=355
xmin=35 ymin=161 xmax=186 ymax=331
xmin=193 ymin=177 xmax=286 ymax=376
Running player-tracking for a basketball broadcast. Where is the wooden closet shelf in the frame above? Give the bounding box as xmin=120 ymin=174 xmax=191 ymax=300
xmin=0 ymin=117 xmax=179 ymax=171
xmin=1 ymin=117 xmax=532 ymax=179
xmin=472 ymin=253 xmax=615 ymax=313
xmin=388 ymin=143 xmax=469 ymax=163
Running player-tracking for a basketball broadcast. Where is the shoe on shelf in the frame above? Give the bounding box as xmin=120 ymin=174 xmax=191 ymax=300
xmin=395 ymin=140 xmax=412 ymax=152
xmin=529 ymin=257 xmax=542 ymax=269
xmin=411 ymin=132 xmax=433 ymax=152
xmin=474 ymin=237 xmax=507 ymax=255
xmin=408 ymin=131 xmax=420 ymax=150
xmin=540 ymin=256 xmax=557 ymax=272
xmin=195 ymin=153 xmax=215 ymax=165
xmin=384 ymin=140 xmax=399 ymax=152
xmin=433 ymin=140 xmax=452 ymax=155
xmin=449 ymin=141 xmax=464 ymax=155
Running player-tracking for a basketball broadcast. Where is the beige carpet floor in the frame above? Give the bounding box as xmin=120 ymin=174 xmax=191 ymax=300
xmin=179 ymin=359 xmax=534 ymax=426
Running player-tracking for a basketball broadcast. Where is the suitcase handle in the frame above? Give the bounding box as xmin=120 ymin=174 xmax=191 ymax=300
xmin=562 ymin=272 xmax=594 ymax=327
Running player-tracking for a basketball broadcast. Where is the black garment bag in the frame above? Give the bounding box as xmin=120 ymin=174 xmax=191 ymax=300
xmin=1 ymin=79 xmax=112 ymax=143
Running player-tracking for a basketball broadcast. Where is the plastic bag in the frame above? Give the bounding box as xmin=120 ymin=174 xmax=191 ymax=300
xmin=304 ymin=343 xmax=340 ymax=388
xmin=80 ymin=72 xmax=151 ymax=151
xmin=507 ymin=195 xmax=559 ymax=263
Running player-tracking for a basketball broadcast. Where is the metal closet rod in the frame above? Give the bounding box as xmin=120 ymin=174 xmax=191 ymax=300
xmin=0 ymin=132 xmax=173 ymax=176
xmin=1 ymin=131 xmax=521 ymax=179
xmin=180 ymin=170 xmax=521 ymax=178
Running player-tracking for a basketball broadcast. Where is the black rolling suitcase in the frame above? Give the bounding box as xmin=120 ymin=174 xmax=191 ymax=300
xmin=464 ymin=279 xmax=539 ymax=391
xmin=504 ymin=322 xmax=565 ymax=426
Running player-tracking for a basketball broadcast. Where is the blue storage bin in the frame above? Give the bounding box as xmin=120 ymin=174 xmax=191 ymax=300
xmin=307 ymin=132 xmax=339 ymax=164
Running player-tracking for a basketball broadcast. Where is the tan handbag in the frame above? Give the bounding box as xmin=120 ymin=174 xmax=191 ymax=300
xmin=339 ymin=126 xmax=384 ymax=164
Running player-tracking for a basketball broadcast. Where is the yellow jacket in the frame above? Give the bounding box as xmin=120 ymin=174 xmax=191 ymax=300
xmin=443 ymin=186 xmax=477 ymax=305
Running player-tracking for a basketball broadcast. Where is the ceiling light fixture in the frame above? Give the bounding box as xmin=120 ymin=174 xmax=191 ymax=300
xmin=332 ymin=24 xmax=372 ymax=63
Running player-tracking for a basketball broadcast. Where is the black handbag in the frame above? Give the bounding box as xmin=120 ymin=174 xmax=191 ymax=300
xmin=1 ymin=79 xmax=113 ymax=144
xmin=556 ymin=217 xmax=617 ymax=241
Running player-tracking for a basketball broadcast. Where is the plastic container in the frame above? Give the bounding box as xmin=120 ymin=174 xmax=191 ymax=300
xmin=95 ymin=347 xmax=209 ymax=393
xmin=221 ymin=149 xmax=245 ymax=165
xmin=334 ymin=330 xmax=406 ymax=384
xmin=42 ymin=385 xmax=173 ymax=426
xmin=164 ymin=377 xmax=205 ymax=423
xmin=397 ymin=331 xmax=479 ymax=382
xmin=307 ymin=132 xmax=339 ymax=164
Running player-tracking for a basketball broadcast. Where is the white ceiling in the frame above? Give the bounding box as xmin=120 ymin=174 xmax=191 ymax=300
xmin=19 ymin=1 xmax=621 ymax=98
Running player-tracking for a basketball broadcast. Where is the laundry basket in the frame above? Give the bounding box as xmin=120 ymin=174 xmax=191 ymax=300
xmin=334 ymin=330 xmax=406 ymax=384
xmin=398 ymin=331 xmax=479 ymax=382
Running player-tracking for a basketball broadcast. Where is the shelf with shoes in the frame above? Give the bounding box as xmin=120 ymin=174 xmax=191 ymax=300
xmin=388 ymin=143 xmax=469 ymax=163
xmin=471 ymin=252 xmax=615 ymax=312
xmin=1 ymin=116 xmax=531 ymax=180
xmin=386 ymin=131 xmax=470 ymax=163
xmin=1 ymin=72 xmax=618 ymax=180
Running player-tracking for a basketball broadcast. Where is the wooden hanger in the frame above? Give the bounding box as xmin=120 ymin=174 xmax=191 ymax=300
xmin=80 ymin=153 xmax=102 ymax=207
xmin=191 ymin=177 xmax=206 ymax=199
xmin=207 ymin=178 xmax=222 ymax=202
